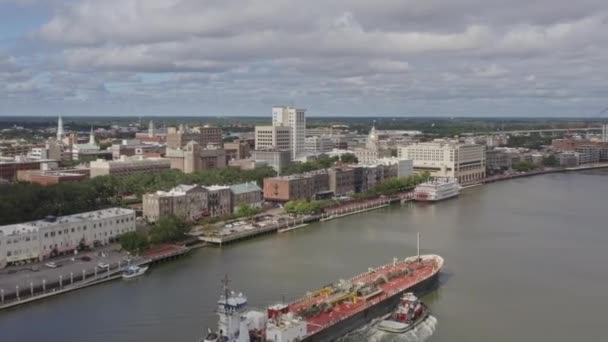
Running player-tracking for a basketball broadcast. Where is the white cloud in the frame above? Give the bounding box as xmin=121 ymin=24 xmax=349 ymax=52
xmin=1 ymin=0 xmax=608 ymax=115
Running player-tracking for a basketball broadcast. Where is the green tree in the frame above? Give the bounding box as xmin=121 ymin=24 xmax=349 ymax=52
xmin=149 ymin=216 xmax=191 ymax=244
xmin=542 ymin=155 xmax=559 ymax=167
xmin=340 ymin=153 xmax=359 ymax=164
xmin=119 ymin=231 xmax=149 ymax=254
xmin=236 ymin=203 xmax=260 ymax=218
xmin=512 ymin=161 xmax=538 ymax=172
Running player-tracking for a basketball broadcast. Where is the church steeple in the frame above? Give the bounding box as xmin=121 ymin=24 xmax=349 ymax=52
xmin=89 ymin=126 xmax=95 ymax=145
xmin=57 ymin=114 xmax=65 ymax=140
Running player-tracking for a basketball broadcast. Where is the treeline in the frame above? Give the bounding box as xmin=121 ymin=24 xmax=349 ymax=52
xmin=0 ymin=166 xmax=276 ymax=226
xmin=281 ymin=153 xmax=358 ymax=176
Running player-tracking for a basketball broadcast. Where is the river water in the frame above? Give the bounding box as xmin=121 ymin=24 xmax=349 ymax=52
xmin=1 ymin=170 xmax=607 ymax=342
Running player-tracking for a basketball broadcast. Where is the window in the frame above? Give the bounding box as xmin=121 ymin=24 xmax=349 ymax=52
xmin=83 ymin=226 xmax=87 ymax=231
xmin=58 ymin=231 xmax=62 ymax=235
xmin=7 ymin=251 xmax=12 ymax=256
xmin=71 ymin=228 xmax=75 ymax=233
xmin=44 ymin=233 xmax=48 ymax=238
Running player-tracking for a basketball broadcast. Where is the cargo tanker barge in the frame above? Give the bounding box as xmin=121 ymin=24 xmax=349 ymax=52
xmin=203 ymin=237 xmax=443 ymax=342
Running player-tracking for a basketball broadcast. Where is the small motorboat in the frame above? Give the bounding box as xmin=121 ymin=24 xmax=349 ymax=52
xmin=122 ymin=265 xmax=149 ymax=279
xmin=375 ymin=292 xmax=429 ymax=334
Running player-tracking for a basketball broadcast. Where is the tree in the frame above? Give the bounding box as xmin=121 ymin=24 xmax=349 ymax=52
xmin=236 ymin=203 xmax=260 ymax=218
xmin=512 ymin=161 xmax=537 ymax=172
xmin=340 ymin=153 xmax=358 ymax=164
xmin=149 ymin=216 xmax=191 ymax=244
xmin=119 ymin=231 xmax=149 ymax=254
xmin=284 ymin=200 xmax=322 ymax=216
xmin=542 ymin=155 xmax=559 ymax=167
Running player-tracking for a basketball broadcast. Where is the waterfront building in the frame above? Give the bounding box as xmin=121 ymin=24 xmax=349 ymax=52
xmin=486 ymin=149 xmax=512 ymax=173
xmin=272 ymin=106 xmax=306 ymax=159
xmin=255 ymin=126 xmax=292 ymax=152
xmin=206 ymin=185 xmax=233 ymax=218
xmin=398 ymin=140 xmax=486 ymax=185
xmin=305 ymin=136 xmax=334 ymax=154
xmin=89 ymin=156 xmax=171 ymax=178
xmin=143 ymin=185 xmax=208 ymax=222
xmin=558 ymin=152 xmax=580 ymax=167
xmin=263 ymin=170 xmax=329 ymax=202
xmin=166 ymin=126 xmax=223 ymax=149
xmin=230 ymin=182 xmax=263 ymax=213
xmin=0 ymin=208 xmax=135 ymax=268
xmin=251 ymin=149 xmax=291 ymax=174
xmin=166 ymin=141 xmax=226 ymax=173
xmin=328 ymin=167 xmax=355 ymax=196
xmin=575 ymin=145 xmax=601 ymax=164
xmin=375 ymin=158 xmax=414 ymax=178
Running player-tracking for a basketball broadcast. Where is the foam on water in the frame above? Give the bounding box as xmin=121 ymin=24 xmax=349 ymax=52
xmin=337 ymin=315 xmax=438 ymax=342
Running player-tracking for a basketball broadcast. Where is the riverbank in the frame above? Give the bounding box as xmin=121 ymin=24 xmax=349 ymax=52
xmin=483 ymin=162 xmax=608 ymax=184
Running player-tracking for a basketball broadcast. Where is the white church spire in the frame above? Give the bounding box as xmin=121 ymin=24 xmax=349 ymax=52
xmin=57 ymin=114 xmax=64 ymax=140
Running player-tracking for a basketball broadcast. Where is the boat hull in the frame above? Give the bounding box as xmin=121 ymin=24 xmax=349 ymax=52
xmin=301 ymin=267 xmax=440 ymax=342
xmin=414 ymin=193 xmax=459 ymax=202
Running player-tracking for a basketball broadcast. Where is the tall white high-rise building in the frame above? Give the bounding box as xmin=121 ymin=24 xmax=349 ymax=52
xmin=56 ymin=114 xmax=64 ymax=140
xmin=272 ymin=106 xmax=306 ymax=159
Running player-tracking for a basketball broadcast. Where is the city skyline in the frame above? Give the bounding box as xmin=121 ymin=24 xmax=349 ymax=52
xmin=1 ymin=0 xmax=608 ymax=117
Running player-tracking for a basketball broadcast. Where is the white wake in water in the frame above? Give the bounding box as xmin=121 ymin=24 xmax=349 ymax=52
xmin=337 ymin=315 xmax=438 ymax=342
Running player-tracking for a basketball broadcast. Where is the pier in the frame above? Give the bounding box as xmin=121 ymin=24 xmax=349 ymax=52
xmin=0 ymin=244 xmax=190 ymax=310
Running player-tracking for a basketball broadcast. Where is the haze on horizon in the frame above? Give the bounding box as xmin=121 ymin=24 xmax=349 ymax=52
xmin=1 ymin=0 xmax=607 ymax=118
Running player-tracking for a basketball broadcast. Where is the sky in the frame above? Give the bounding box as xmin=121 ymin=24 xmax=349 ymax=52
xmin=0 ymin=0 xmax=607 ymax=117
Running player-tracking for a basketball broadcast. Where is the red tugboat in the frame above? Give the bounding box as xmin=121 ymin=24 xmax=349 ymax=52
xmin=374 ymin=292 xmax=429 ymax=334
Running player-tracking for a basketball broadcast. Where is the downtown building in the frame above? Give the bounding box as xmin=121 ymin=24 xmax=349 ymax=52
xmin=0 ymin=208 xmax=135 ymax=268
xmin=272 ymin=106 xmax=306 ymax=159
xmin=143 ymin=184 xmax=233 ymax=222
xmin=166 ymin=125 xmax=223 ymax=149
xmin=165 ymin=141 xmax=226 ymax=174
xmin=90 ymin=156 xmax=171 ymax=178
xmin=398 ymin=140 xmax=486 ymax=185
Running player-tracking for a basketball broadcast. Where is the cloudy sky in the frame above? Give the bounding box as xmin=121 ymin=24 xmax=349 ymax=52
xmin=1 ymin=0 xmax=607 ymax=117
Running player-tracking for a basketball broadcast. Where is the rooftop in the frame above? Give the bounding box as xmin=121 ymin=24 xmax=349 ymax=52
xmin=230 ymin=182 xmax=261 ymax=194
xmin=0 ymin=208 xmax=135 ymax=236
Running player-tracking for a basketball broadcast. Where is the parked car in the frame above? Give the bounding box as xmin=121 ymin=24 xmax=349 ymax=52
xmin=79 ymin=256 xmax=92 ymax=262
xmin=45 ymin=262 xmax=59 ymax=268
xmin=97 ymin=262 xmax=110 ymax=269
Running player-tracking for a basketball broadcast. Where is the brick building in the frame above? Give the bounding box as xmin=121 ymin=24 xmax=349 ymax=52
xmin=263 ymin=170 xmax=329 ymax=202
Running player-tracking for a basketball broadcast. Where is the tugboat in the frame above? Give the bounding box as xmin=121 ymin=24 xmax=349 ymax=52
xmin=374 ymin=292 xmax=429 ymax=334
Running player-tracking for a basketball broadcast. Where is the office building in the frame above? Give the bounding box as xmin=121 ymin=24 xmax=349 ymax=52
xmin=224 ymin=139 xmax=251 ymax=161
xmin=305 ymin=136 xmax=334 ymax=154
xmin=399 ymin=140 xmax=486 ymax=184
xmin=89 ymin=156 xmax=171 ymax=178
xmin=166 ymin=125 xmax=223 ymax=149
xmin=272 ymin=106 xmax=306 ymax=159
xmin=255 ymin=126 xmax=292 ymax=152
xmin=251 ymin=149 xmax=291 ymax=174
xmin=165 ymin=141 xmax=226 ymax=173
